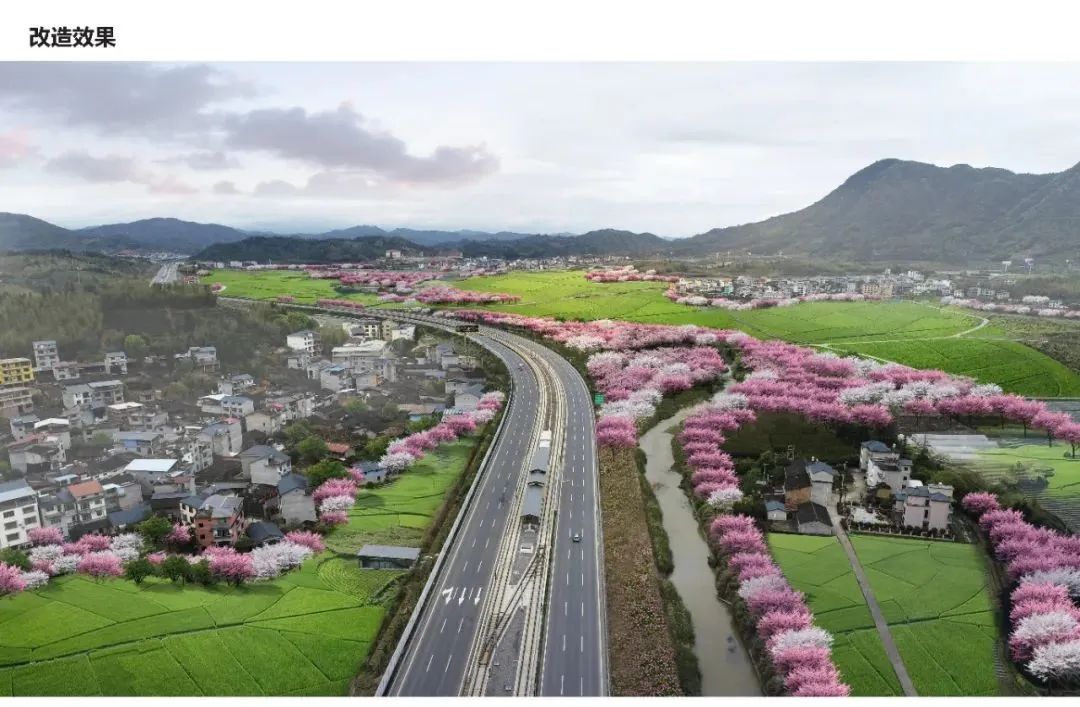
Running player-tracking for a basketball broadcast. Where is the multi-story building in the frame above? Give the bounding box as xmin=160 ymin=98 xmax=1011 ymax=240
xmin=240 ymin=445 xmax=293 ymax=486
xmin=217 ymin=373 xmax=255 ymax=396
xmin=286 ymin=329 xmax=321 ymax=354
xmin=183 ymin=346 xmax=219 ymax=371
xmin=0 ymin=357 xmax=35 ymax=387
xmin=345 ymin=318 xmax=382 ymax=339
xmin=32 ymin=340 xmax=59 ymax=371
xmin=52 ymin=362 xmax=81 ymax=381
xmin=9 ymin=414 xmax=39 ymax=441
xmin=220 ymin=395 xmax=255 ymax=418
xmin=900 ymin=482 xmax=953 ymax=531
xmin=190 ymin=494 xmax=245 ymax=548
xmin=7 ymin=436 xmax=66 ymax=474
xmin=0 ymin=479 xmax=40 ymax=550
xmin=188 ymin=418 xmax=244 ymax=472
xmin=113 ymin=430 xmax=165 ymax=457
xmin=62 ymin=380 xmax=124 ymax=409
xmin=104 ymin=351 xmax=128 ymax=375
xmin=39 ymin=479 xmax=107 ymax=537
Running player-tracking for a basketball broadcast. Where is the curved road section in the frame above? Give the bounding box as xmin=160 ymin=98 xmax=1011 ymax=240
xmin=379 ymin=314 xmax=607 ymax=696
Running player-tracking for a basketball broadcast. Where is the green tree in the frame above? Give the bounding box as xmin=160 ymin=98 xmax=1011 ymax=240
xmin=344 ymin=397 xmax=368 ymax=415
xmin=189 ymin=559 xmax=215 ymax=586
xmin=137 ymin=515 xmax=173 ymax=548
xmin=297 ymin=435 xmax=329 ymax=464
xmin=124 ymin=558 xmax=155 ymax=585
xmin=319 ymin=325 xmax=348 ymax=354
xmin=123 ymin=333 xmax=149 ymax=359
xmin=162 ymin=555 xmax=192 ymax=584
xmin=0 ymin=548 xmax=30 ymax=571
xmin=283 ymin=420 xmax=314 ymax=447
xmin=362 ymin=435 xmax=391 ymax=461
xmin=305 ymin=459 xmax=348 ymax=487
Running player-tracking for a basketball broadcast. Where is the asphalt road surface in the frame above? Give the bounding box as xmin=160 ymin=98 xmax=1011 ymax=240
xmin=388 ymin=333 xmax=542 ymax=695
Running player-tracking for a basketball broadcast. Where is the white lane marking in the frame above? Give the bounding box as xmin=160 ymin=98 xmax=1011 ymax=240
xmin=458 ymin=587 xmax=467 ymax=604
xmin=462 ymin=561 xmax=469 ymax=574
xmin=485 ymin=538 xmax=490 ymax=549
xmin=477 ymin=560 xmax=484 ymax=574
xmin=444 ymin=654 xmax=453 ymax=673
xmin=562 ymin=634 xmax=566 ymax=652
xmin=564 ymin=601 xmax=567 ymax=616
xmin=566 ymin=572 xmax=569 ymax=586
xmin=580 ymin=635 xmax=584 ymax=652
xmin=580 ymin=676 xmax=584 ymax=694
xmin=581 ymin=602 xmax=584 ymax=617
xmin=471 ymin=538 xmax=476 ymax=548
xmin=560 ymin=674 xmax=565 ymax=696
xmin=458 ymin=617 xmax=465 ymax=634
xmin=581 ymin=573 xmax=585 ymax=586
xmin=439 ymin=617 xmax=447 ymax=633
xmin=442 ymin=587 xmax=454 ymax=604
xmin=474 ymin=587 xmax=483 ymax=605
xmin=426 ymin=654 xmax=434 ymax=672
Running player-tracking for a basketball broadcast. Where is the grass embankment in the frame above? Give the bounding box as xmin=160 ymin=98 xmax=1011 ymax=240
xmin=598 ymin=446 xmax=683 ymax=696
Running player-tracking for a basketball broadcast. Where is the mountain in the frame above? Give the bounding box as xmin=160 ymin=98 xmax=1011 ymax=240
xmin=677 ymin=159 xmax=1080 ymax=262
xmin=0 ymin=213 xmax=141 ymax=252
xmin=455 ymin=229 xmax=671 ymax=259
xmin=192 ymin=235 xmax=426 ymax=263
xmin=78 ymin=218 xmax=253 ymax=253
xmin=315 ymin=225 xmax=541 ymax=246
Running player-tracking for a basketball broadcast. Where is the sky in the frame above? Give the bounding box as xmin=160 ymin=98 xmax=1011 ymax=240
xmin=3 ymin=62 xmax=1080 ymax=237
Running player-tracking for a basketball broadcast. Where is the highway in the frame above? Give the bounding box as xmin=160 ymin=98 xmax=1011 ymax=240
xmin=217 ymin=299 xmax=607 ymax=694
xmin=151 ymin=260 xmax=181 ymax=285
xmin=536 ymin=346 xmax=606 ymax=696
xmin=386 ymin=332 xmax=541 ymax=695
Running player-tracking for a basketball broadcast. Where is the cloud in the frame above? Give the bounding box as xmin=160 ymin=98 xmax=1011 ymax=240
xmin=662 ymin=128 xmax=807 ymax=148
xmin=212 ymin=180 xmax=241 ymax=195
xmin=0 ymin=63 xmax=254 ymax=135
xmin=253 ymin=179 xmax=300 ymax=197
xmin=252 ymin=170 xmax=390 ymax=199
xmin=45 ymin=150 xmax=196 ymax=195
xmin=159 ymin=150 xmax=240 ymax=170
xmin=225 ymin=103 xmax=498 ymax=187
xmin=0 ymin=129 xmax=35 ymax=167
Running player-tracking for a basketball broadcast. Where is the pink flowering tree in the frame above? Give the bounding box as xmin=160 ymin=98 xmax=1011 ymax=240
xmin=28 ymin=527 xmax=63 ymax=546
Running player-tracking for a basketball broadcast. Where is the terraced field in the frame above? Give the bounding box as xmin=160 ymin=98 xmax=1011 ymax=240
xmin=326 ymin=440 xmax=473 ymax=554
xmin=974 ymin=442 xmax=1080 ymax=530
xmin=0 ymin=557 xmax=396 ymax=696
xmin=768 ymin=533 xmax=901 ymax=696
xmin=0 ymin=439 xmax=477 ymax=696
xmin=851 ymin=535 xmax=1000 ymax=696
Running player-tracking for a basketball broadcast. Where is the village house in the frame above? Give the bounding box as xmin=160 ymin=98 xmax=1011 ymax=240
xmin=188 ymin=494 xmax=245 ymax=548
xmin=113 ymin=430 xmax=165 ymax=457
xmin=9 ymin=414 xmax=38 ymax=441
xmin=38 ymin=479 xmax=107 ymax=538
xmin=286 ymin=329 xmax=321 ymax=354
xmin=784 ymin=461 xmax=812 ymax=509
xmin=0 ymin=387 xmax=34 ymax=417
xmin=240 ymin=445 xmax=293 ymax=486
xmin=898 ymin=481 xmax=954 ymax=532
xmin=0 ymin=357 xmax=34 ymax=386
xmin=103 ymin=351 xmax=128 ymax=375
xmin=7 ymin=436 xmax=66 ymax=475
xmin=0 ymin=479 xmax=40 ymax=550
xmin=866 ymin=456 xmax=914 ymax=494
xmin=269 ymin=473 xmax=316 ymax=525
xmin=795 ymin=502 xmax=834 ymax=535
xmin=217 ymin=373 xmax=255 ymax=396
xmin=765 ymin=497 xmax=788 ymax=522
xmin=451 ymin=384 xmax=485 ymax=413
xmin=806 ymin=460 xmax=837 ymax=507
xmin=63 ymin=380 xmax=125 ymax=409
xmin=32 ymin=340 xmax=59 ymax=371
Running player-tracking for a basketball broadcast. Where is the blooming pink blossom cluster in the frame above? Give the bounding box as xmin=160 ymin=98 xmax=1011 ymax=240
xmin=275 ymin=295 xmax=297 ymax=303
xmin=316 ymin=298 xmax=367 ymax=312
xmin=678 ymin=393 xmax=757 ymax=506
xmin=665 ymin=288 xmax=877 ymax=311
xmin=963 ymin=492 xmax=1080 ymax=683
xmin=375 ymin=396 xmax=503 ymax=474
xmin=17 ymin=531 xmax=144 ymax=589
xmin=335 ymin=270 xmax=439 ymax=290
xmin=28 ymin=526 xmax=64 ymax=546
xmin=165 ymin=522 xmax=193 ymax=547
xmin=588 ymin=347 xmax=728 ymax=446
xmin=584 ymin=266 xmax=679 ymax=283
xmin=284 ymin=530 xmax=326 ymax=553
xmin=205 ymin=546 xmax=256 ymax=584
xmin=710 ymin=515 xmax=850 ymax=696
xmin=942 ymin=296 xmax=1080 ymax=320
xmin=412 ymin=286 xmax=520 ymax=305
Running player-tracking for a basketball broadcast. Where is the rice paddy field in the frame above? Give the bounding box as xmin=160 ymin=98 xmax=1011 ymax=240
xmin=0 ymin=439 xmax=477 ymax=696
xmin=0 ymin=558 xmax=397 ymax=696
xmin=974 ymin=442 xmax=1080 ymax=530
xmin=207 ymin=268 xmax=1080 ymax=397
xmin=326 ymin=439 xmax=474 ymax=554
xmin=769 ymin=533 xmax=1001 ymax=696
xmin=768 ymin=533 xmax=901 ymax=697
xmin=850 ymin=535 xmax=1000 ymax=697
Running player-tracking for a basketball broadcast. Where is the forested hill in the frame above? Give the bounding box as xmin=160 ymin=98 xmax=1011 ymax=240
xmin=192 ymin=235 xmax=426 ymax=262
xmin=676 ymin=159 xmax=1080 ymax=262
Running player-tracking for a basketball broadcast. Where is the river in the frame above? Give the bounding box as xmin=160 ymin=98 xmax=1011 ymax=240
xmin=639 ymin=407 xmax=761 ymax=696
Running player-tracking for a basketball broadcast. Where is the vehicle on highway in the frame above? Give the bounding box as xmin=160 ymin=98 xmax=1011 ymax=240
xmin=572 ymin=532 xmax=582 ymax=543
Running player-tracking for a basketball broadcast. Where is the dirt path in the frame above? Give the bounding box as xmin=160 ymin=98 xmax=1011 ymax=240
xmin=830 ymin=517 xmax=918 ymax=696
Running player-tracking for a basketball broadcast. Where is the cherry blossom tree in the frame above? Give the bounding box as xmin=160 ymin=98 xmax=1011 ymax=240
xmin=28 ymin=527 xmax=63 ymax=546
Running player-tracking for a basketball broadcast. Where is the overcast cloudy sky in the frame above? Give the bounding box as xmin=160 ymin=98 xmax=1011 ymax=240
xmin=3 ymin=62 xmax=1080 ymax=236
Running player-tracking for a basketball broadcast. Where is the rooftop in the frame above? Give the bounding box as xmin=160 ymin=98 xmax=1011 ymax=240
xmin=356 ymin=545 xmax=421 ymax=562
xmin=0 ymin=479 xmax=35 ymax=504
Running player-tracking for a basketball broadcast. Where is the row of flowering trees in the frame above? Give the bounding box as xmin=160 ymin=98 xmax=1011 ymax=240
xmin=711 ymin=515 xmax=851 ymax=695
xmin=962 ymin=492 xmax=1080 ymax=686
xmin=584 ymin=266 xmax=680 ymax=283
xmin=312 ymin=393 xmax=506 ymax=527
xmin=375 ymin=287 xmax=519 ymax=306
xmin=316 ymin=298 xmax=367 ymax=312
xmin=590 ymin=347 xmax=728 ymax=446
xmin=665 ymin=288 xmax=879 ymax=311
xmin=942 ymin=296 xmax=1080 ymax=320
xmin=450 ymin=310 xmax=1080 ymax=452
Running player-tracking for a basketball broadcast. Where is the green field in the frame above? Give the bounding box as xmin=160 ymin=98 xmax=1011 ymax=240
xmin=975 ymin=442 xmax=1080 ymax=501
xmin=326 ymin=439 xmax=473 ymax=554
xmin=207 ymin=268 xmax=1080 ymax=395
xmin=850 ymin=535 xmax=1000 ymax=696
xmin=0 ymin=438 xmax=478 ymax=696
xmin=768 ymin=533 xmax=901 ymax=696
xmin=207 ymin=270 xmax=385 ymax=306
xmin=0 ymin=557 xmax=396 ymax=696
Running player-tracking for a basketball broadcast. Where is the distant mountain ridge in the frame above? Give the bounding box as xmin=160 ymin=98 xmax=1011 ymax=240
xmin=6 ymin=157 xmax=1080 ymax=262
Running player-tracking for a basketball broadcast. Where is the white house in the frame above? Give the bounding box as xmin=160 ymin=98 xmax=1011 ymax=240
xmin=0 ymin=479 xmax=40 ymax=550
xmin=866 ymin=456 xmax=914 ymax=493
xmin=901 ymin=483 xmax=953 ymax=531
xmin=860 ymin=440 xmax=898 ymax=470
xmin=104 ymin=352 xmax=128 ymax=375
xmin=287 ymin=329 xmax=320 ymax=354
xmin=32 ymin=340 xmax=59 ymax=371
xmin=274 ymin=473 xmax=316 ymax=525
xmin=807 ymin=461 xmax=837 ymax=507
